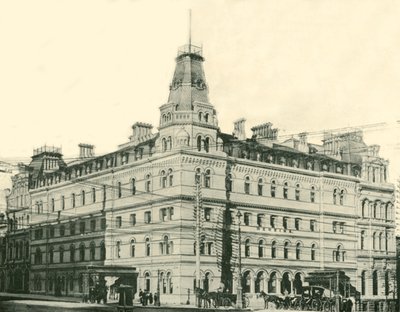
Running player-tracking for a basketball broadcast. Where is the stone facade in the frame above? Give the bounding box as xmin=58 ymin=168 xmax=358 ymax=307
xmin=0 ymin=42 xmax=396 ymax=311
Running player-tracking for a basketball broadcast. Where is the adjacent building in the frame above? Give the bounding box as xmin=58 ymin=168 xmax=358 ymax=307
xmin=1 ymin=41 xmax=396 ymax=311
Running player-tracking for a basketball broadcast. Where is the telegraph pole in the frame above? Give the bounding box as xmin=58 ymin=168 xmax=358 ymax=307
xmin=236 ymin=210 xmax=243 ymax=309
xmin=195 ymin=173 xmax=202 ymax=308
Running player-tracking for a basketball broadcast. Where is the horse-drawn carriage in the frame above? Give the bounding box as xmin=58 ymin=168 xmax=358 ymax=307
xmin=257 ymin=286 xmax=336 ymax=311
xmin=195 ymin=287 xmax=250 ymax=308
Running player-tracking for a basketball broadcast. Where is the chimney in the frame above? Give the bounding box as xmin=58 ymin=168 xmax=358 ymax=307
xmin=233 ymin=118 xmax=246 ymax=140
xmin=130 ymin=122 xmax=153 ymax=144
xmin=251 ymin=122 xmax=279 ymax=140
xmin=78 ymin=143 xmax=95 ymax=159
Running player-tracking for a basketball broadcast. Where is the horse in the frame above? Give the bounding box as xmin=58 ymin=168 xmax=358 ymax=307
xmin=257 ymin=291 xmax=282 ymax=309
xmin=194 ymin=287 xmax=212 ymax=308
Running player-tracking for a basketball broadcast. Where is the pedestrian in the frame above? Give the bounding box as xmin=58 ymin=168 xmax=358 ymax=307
xmin=154 ymin=292 xmax=159 ymax=306
xmin=139 ymin=289 xmax=143 ymax=305
xmin=149 ymin=292 xmax=153 ymax=304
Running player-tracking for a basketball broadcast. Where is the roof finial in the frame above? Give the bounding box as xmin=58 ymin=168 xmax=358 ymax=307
xmin=188 ymin=9 xmax=192 ymax=53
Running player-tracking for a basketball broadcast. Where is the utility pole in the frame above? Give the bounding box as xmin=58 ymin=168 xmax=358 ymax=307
xmin=195 ymin=173 xmax=202 ymax=308
xmin=236 ymin=210 xmax=243 ymax=309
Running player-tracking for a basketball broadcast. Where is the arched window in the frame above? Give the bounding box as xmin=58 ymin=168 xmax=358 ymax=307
xmin=195 ymin=168 xmax=201 ymax=185
xmin=59 ymin=246 xmax=64 ymax=263
xmin=79 ymin=244 xmax=85 ymax=262
xmin=372 ymin=271 xmax=378 ymax=295
xmin=296 ymin=243 xmax=301 ymax=260
xmin=379 ymin=233 xmax=383 ymax=250
xmin=271 ymin=180 xmax=276 ymax=198
xmin=284 ymin=242 xmax=289 ymax=259
xmin=145 ymin=238 xmax=151 ymax=256
xmin=49 ymin=246 xmax=54 ymax=264
xmin=271 ymin=241 xmax=277 ymax=259
xmin=117 ymin=182 xmax=122 ymax=198
xmin=385 ymin=271 xmax=390 ymax=296
xmin=361 ymin=231 xmax=365 ymax=250
xmin=361 ymin=271 xmax=366 ymax=295
xmin=162 ymin=138 xmax=167 ymax=152
xmin=70 ymin=244 xmax=75 ymax=262
xmin=245 ymin=239 xmax=250 ymax=257
xmin=244 ymin=176 xmax=250 ymax=194
xmin=116 ymin=241 xmax=121 ymax=259
xmin=92 ymin=187 xmax=96 ymax=203
xmin=145 ymin=174 xmax=151 ymax=193
xmin=131 ymin=239 xmax=136 ymax=257
xmin=168 ymin=168 xmax=173 ymax=187
xmin=204 ymin=113 xmax=209 ymax=123
xmin=362 ymin=200 xmax=367 ymax=218
xmin=72 ymin=193 xmax=76 ymax=208
xmin=258 ymin=178 xmax=263 ymax=196
xmin=167 ymin=272 xmax=173 ymax=294
xmin=339 ymin=190 xmax=344 ymax=205
xmin=198 ymin=112 xmax=203 ymax=122
xmin=81 ymin=190 xmax=86 ymax=205
xmin=268 ymin=272 xmax=277 ymax=293
xmin=145 ymin=272 xmax=151 ymax=291
xmin=283 ymin=182 xmax=288 ymax=199
xmin=100 ymin=241 xmax=106 ymax=260
xmin=197 ymin=136 xmax=202 ymax=151
xmin=333 ymin=189 xmax=337 ymax=205
xmin=161 ymin=170 xmax=167 ymax=188
xmin=90 ymin=242 xmax=95 ymax=261
xmin=258 ymin=240 xmax=265 ymax=258
xmin=167 ymin=136 xmax=172 ymax=150
xmin=203 ymin=137 xmax=209 ymax=153
xmin=311 ymin=244 xmax=316 ymax=261
xmin=131 ymin=178 xmax=136 ymax=195
xmin=373 ymin=202 xmax=378 ymax=219
xmin=295 ymin=184 xmax=300 ymax=201
xmin=204 ymin=169 xmax=211 ymax=188
xmin=373 ymin=232 xmax=377 ymax=250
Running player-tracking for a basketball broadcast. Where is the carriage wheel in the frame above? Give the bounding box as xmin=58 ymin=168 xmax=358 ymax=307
xmin=311 ymin=299 xmax=321 ymax=311
xmin=223 ymin=298 xmax=232 ymax=308
xmin=323 ymin=301 xmax=331 ymax=312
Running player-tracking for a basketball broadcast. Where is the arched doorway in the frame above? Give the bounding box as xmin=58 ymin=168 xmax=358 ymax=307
xmin=242 ymin=271 xmax=251 ymax=293
xmin=281 ymin=272 xmax=291 ymax=294
xmin=203 ymin=272 xmax=211 ymax=292
xmin=268 ymin=272 xmax=277 ymax=293
xmin=255 ymin=271 xmax=265 ymax=293
xmin=293 ymin=273 xmax=303 ymax=295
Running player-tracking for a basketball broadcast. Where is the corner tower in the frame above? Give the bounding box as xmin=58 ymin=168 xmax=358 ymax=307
xmin=158 ymin=43 xmax=220 ymax=153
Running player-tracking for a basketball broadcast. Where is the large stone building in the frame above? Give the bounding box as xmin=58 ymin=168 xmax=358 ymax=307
xmin=1 ymin=41 xmax=396 ymax=311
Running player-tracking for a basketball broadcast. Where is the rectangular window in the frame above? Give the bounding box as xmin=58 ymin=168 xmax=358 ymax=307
xmin=244 ymin=213 xmax=250 ymax=226
xmin=310 ymin=220 xmax=316 ymax=232
xmin=144 ymin=211 xmax=152 ymax=224
xmin=283 ymin=217 xmax=288 ymax=230
xmin=61 ymin=196 xmax=65 ymax=210
xmin=258 ymin=184 xmax=263 ymax=196
xmin=160 ymin=208 xmax=168 ymax=222
xmin=72 ymin=193 xmax=76 ymax=208
xmin=295 ymin=218 xmax=301 ymax=231
xmin=101 ymin=218 xmax=106 ymax=230
xmin=70 ymin=222 xmax=75 ymax=235
xmin=339 ymin=222 xmax=344 ymax=234
xmin=80 ymin=221 xmax=85 ymax=234
xmin=204 ymin=208 xmax=212 ymax=221
xmin=90 ymin=219 xmax=96 ymax=232
xmin=130 ymin=214 xmax=136 ymax=226
xmin=270 ymin=216 xmax=276 ymax=228
xmin=257 ymin=214 xmax=264 ymax=227
xmin=92 ymin=188 xmax=96 ymax=203
xmin=116 ymin=216 xmax=122 ymax=228
xmin=169 ymin=207 xmax=174 ymax=220
xmin=49 ymin=226 xmax=55 ymax=238
xmin=332 ymin=221 xmax=337 ymax=233
xmin=51 ymin=198 xmax=55 ymax=212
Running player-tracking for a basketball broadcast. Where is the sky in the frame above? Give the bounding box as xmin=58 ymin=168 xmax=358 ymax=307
xmin=0 ymin=0 xmax=399 ymax=181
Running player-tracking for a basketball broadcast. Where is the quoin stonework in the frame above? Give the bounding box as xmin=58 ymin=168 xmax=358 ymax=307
xmin=0 ymin=40 xmax=396 ymax=311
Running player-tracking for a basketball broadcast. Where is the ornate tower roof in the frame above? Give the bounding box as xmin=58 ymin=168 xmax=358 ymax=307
xmin=167 ymin=44 xmax=210 ymax=110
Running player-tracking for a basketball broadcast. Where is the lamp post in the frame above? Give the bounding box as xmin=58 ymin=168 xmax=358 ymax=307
xmin=236 ymin=210 xmax=243 ymax=309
